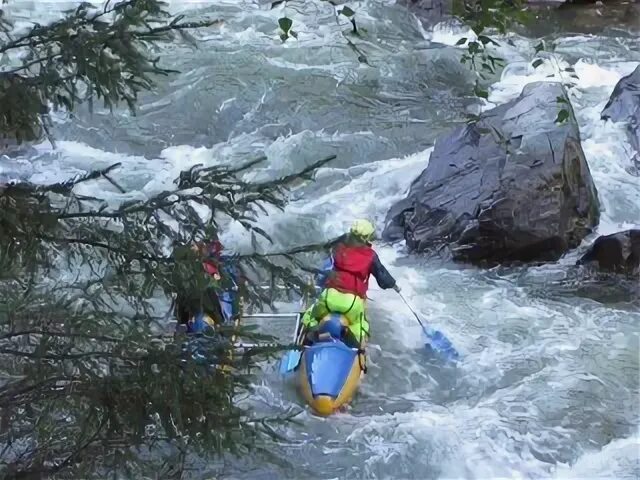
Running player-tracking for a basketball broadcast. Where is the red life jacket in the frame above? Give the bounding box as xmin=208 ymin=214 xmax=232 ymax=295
xmin=202 ymin=240 xmax=224 ymax=277
xmin=203 ymin=260 xmax=219 ymax=277
xmin=326 ymin=243 xmax=375 ymax=298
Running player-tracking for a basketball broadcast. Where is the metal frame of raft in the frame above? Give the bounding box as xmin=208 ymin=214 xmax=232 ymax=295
xmin=190 ymin=278 xmax=457 ymax=416
xmin=234 ymin=288 xmax=366 ymax=416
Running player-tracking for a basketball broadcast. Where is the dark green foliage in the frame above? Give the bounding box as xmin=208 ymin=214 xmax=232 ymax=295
xmin=273 ymin=1 xmax=359 ymax=43
xmin=555 ymin=108 xmax=570 ymax=124
xmin=0 ymin=2 xmax=339 ymax=478
xmin=278 ymin=16 xmax=297 ymax=41
xmin=451 ymin=0 xmax=531 ymax=97
xmin=452 ymin=1 xmax=579 ymax=104
xmin=0 ymin=293 xmax=283 ymax=478
xmin=278 ymin=16 xmax=293 ymax=34
xmin=338 ymin=6 xmax=358 ymax=34
xmin=0 ymin=0 xmax=220 ymax=145
xmin=0 ymin=154 xmax=337 ymax=478
xmin=473 ymin=81 xmax=489 ymax=99
xmin=452 ymin=0 xmax=530 ymax=36
xmin=0 ymin=0 xmax=581 ymax=477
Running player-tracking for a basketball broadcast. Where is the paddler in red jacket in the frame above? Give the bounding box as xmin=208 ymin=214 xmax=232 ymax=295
xmin=175 ymin=237 xmax=241 ymax=332
xmin=301 ymin=219 xmax=400 ymax=348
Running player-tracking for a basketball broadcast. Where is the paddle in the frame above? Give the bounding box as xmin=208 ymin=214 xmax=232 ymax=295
xmin=397 ymin=291 xmax=460 ymax=362
xmin=279 ymin=258 xmax=334 ymax=375
xmin=278 ymin=312 xmax=304 ymax=375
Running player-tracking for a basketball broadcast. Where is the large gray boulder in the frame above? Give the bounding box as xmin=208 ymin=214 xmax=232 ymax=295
xmin=577 ymin=229 xmax=640 ymax=277
xmin=383 ymin=81 xmax=601 ymax=264
xmin=601 ymin=65 xmax=640 ymax=176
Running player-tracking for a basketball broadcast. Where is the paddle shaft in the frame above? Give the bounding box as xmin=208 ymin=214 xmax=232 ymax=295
xmin=397 ymin=291 xmax=428 ymax=332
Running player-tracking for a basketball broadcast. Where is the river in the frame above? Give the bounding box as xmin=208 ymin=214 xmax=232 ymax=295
xmin=2 ymin=1 xmax=639 ymax=479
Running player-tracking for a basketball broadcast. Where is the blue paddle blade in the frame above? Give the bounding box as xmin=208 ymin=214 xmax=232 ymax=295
xmin=279 ymin=349 xmax=301 ymax=375
xmin=422 ymin=327 xmax=459 ymax=362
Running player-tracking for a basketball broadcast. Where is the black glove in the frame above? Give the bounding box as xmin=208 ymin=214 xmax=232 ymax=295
xmin=305 ymin=326 xmax=319 ymax=342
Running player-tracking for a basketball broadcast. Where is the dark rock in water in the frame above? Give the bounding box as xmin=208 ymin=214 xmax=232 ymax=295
xmin=577 ymin=229 xmax=640 ymax=277
xmin=517 ymin=264 xmax=639 ymax=305
xmin=601 ymin=66 xmax=640 ymax=129
xmin=518 ymin=1 xmax=640 ymax=36
xmin=396 ymin=0 xmax=452 ymax=26
xmin=383 ymin=81 xmax=600 ymax=265
xmin=401 ymin=0 xmax=640 ymax=37
xmin=601 ymin=66 xmax=640 ymax=176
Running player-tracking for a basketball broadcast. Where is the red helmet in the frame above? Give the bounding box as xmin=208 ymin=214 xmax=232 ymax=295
xmin=207 ymin=240 xmax=223 ymax=257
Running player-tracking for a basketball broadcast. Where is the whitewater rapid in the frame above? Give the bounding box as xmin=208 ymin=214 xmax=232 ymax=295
xmin=1 ymin=1 xmax=639 ymax=478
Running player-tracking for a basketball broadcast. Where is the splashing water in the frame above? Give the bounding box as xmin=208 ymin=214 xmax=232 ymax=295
xmin=2 ymin=1 xmax=639 ymax=478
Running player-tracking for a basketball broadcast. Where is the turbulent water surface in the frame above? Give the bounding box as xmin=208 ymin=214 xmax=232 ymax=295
xmin=2 ymin=1 xmax=639 ymax=479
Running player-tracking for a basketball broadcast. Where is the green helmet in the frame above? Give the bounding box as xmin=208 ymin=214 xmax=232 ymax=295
xmin=350 ymin=219 xmax=375 ymax=242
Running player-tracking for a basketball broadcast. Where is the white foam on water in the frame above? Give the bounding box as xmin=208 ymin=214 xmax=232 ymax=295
xmin=553 ymin=434 xmax=640 ymax=479
xmin=308 ymin=23 xmax=640 ymax=479
xmin=265 ymin=57 xmax=355 ymax=83
xmin=289 ymin=147 xmax=432 ymax=236
xmin=4 ymin=4 xmax=639 ymax=479
xmin=345 ymin=406 xmax=560 ymax=479
xmin=428 ymin=21 xmax=477 ymax=47
xmin=479 ymin=48 xmax=640 ymax=234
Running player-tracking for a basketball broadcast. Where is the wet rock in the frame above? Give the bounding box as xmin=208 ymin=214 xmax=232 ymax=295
xmin=516 ymin=263 xmax=639 ymax=305
xmin=601 ymin=65 xmax=640 ymax=176
xmin=577 ymin=229 xmax=640 ymax=277
xmin=530 ymin=1 xmax=640 ymax=36
xmin=399 ymin=0 xmax=640 ymax=35
xmin=396 ymin=0 xmax=450 ymax=26
xmin=383 ymin=81 xmax=600 ymax=265
xmin=602 ymin=66 xmax=640 ymax=123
